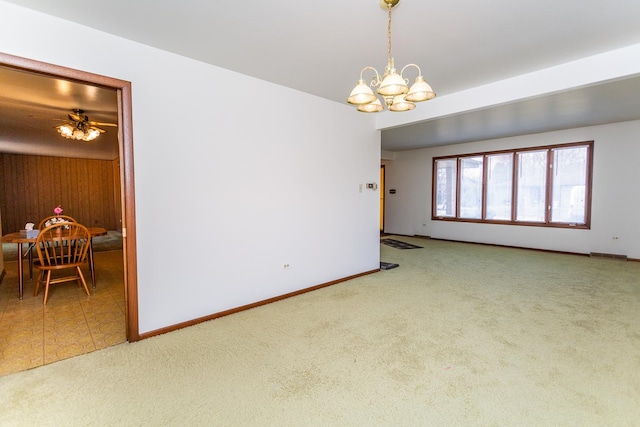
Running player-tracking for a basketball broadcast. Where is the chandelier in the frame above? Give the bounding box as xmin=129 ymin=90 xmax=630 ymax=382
xmin=347 ymin=0 xmax=436 ymax=113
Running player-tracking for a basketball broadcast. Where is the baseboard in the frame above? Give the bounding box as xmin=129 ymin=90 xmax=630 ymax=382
xmin=139 ymin=268 xmax=380 ymax=340
xmin=383 ymin=235 xmax=640 ymax=261
xmin=429 ymin=237 xmax=590 ymax=258
xmin=382 ymin=232 xmax=431 ymax=239
xmin=590 ymin=252 xmax=628 ymax=260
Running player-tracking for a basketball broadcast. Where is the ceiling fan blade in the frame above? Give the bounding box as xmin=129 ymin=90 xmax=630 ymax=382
xmin=89 ymin=121 xmax=118 ymax=127
xmin=29 ymin=115 xmax=68 ymax=122
xmin=30 ymin=109 xmax=116 ymax=137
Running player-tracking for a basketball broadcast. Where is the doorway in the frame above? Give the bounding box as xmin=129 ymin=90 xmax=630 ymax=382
xmin=0 ymin=53 xmax=139 ymax=342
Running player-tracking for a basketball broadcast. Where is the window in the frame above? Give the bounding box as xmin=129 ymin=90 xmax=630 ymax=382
xmin=459 ymin=156 xmax=483 ymax=219
xmin=485 ymin=153 xmax=513 ymax=220
xmin=551 ymin=146 xmax=589 ymax=224
xmin=432 ymin=142 xmax=592 ymax=228
xmin=516 ymin=150 xmax=547 ymax=222
xmin=434 ymin=158 xmax=457 ymax=217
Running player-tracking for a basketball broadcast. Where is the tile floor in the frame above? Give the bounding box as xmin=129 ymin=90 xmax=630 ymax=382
xmin=0 ymin=250 xmax=126 ymax=377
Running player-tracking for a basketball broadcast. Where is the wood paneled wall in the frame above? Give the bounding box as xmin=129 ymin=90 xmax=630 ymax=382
xmin=0 ymin=154 xmax=120 ymax=233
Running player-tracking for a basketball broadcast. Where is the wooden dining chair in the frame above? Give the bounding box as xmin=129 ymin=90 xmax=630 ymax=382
xmin=25 ymin=215 xmax=78 ymax=280
xmin=33 ymin=222 xmax=91 ymax=304
xmin=37 ymin=215 xmax=77 ymax=230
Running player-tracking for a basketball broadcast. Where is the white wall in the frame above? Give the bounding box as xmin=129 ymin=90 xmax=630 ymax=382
xmin=384 ymin=120 xmax=640 ymax=259
xmin=0 ymin=1 xmax=381 ymax=333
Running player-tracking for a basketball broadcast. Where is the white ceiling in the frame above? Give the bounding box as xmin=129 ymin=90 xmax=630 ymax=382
xmin=2 ymin=0 xmax=640 ymax=153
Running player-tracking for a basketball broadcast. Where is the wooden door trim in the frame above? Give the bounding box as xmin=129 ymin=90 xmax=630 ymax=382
xmin=380 ymin=165 xmax=385 ymax=232
xmin=0 ymin=52 xmax=140 ymax=341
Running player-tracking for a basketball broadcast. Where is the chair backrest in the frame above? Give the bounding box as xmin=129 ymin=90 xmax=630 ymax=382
xmin=38 ymin=215 xmax=77 ymax=230
xmin=35 ymin=222 xmax=91 ymax=268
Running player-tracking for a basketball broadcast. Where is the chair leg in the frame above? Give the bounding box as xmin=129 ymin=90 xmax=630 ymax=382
xmin=77 ymin=267 xmax=90 ymax=296
xmin=43 ymin=271 xmax=52 ymax=304
xmin=33 ymin=270 xmax=43 ymax=297
xmin=28 ymin=245 xmax=34 ymax=279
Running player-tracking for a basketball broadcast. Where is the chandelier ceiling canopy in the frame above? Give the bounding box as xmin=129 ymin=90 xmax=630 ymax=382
xmin=347 ymin=0 xmax=436 ymax=113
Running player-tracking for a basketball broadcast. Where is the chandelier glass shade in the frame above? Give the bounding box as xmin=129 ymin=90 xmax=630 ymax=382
xmin=347 ymin=0 xmax=436 ymax=113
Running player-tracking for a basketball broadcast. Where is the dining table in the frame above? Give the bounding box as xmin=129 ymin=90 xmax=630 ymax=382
xmin=2 ymin=227 xmax=107 ymax=299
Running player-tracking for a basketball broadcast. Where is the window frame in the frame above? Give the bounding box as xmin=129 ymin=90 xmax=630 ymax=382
xmin=432 ymin=141 xmax=593 ymax=229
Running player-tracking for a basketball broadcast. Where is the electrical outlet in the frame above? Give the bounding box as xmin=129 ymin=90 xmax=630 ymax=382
xmin=283 ymin=263 xmax=291 ymax=269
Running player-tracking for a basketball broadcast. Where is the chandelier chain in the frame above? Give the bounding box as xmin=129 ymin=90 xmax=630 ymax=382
xmin=387 ymin=6 xmax=392 ymax=63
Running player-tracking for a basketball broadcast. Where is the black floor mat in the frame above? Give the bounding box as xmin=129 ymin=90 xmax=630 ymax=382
xmin=380 ymin=262 xmax=399 ymax=270
xmin=380 ymin=239 xmax=423 ymax=250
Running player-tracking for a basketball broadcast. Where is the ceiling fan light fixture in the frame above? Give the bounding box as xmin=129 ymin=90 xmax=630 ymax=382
xmin=57 ymin=124 xmax=74 ymax=138
xmin=347 ymin=0 xmax=435 ymax=113
xmin=56 ymin=123 xmax=101 ymax=141
xmin=55 ymin=109 xmax=105 ymax=141
xmin=86 ymin=128 xmax=101 ymax=140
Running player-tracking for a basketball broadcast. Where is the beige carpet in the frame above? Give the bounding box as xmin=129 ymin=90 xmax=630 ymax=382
xmin=1 ymin=237 xmax=639 ymax=426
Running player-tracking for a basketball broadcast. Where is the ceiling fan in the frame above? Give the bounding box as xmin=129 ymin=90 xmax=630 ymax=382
xmin=55 ymin=109 xmax=117 ymax=141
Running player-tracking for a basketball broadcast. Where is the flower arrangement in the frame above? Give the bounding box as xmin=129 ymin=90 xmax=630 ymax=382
xmin=44 ymin=205 xmax=70 ymax=229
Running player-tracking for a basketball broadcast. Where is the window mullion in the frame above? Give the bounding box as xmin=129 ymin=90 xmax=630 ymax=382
xmin=510 ymin=153 xmax=516 ymax=221
xmin=512 ymin=152 xmax=519 ymax=222
xmin=481 ymin=155 xmax=488 ymax=219
xmin=545 ymin=149 xmax=553 ymax=224
xmin=455 ymin=157 xmax=461 ymax=218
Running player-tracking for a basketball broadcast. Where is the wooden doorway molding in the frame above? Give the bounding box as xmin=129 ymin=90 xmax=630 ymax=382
xmin=0 ymin=52 xmax=140 ymax=341
xmin=380 ymin=165 xmax=385 ymax=232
